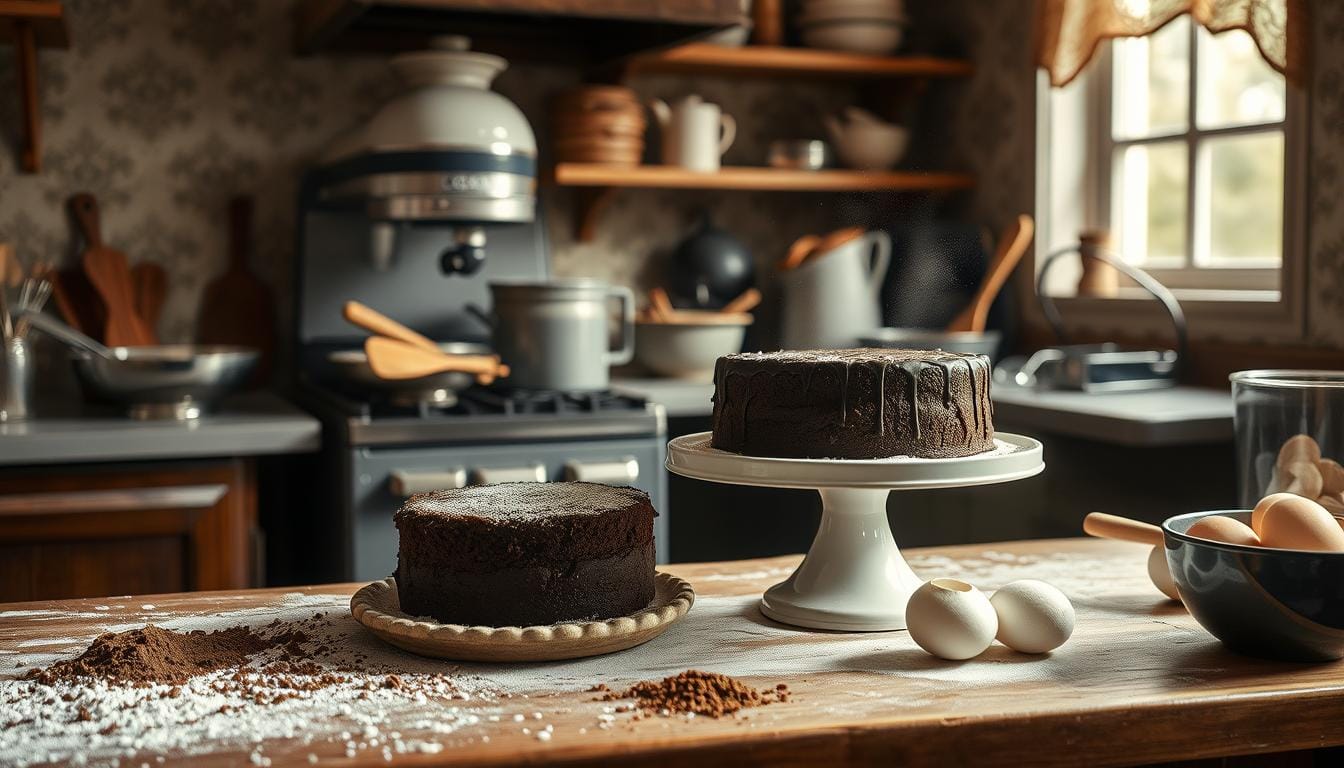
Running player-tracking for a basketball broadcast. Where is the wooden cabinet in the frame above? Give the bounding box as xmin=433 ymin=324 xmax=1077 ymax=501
xmin=0 ymin=460 xmax=258 ymax=602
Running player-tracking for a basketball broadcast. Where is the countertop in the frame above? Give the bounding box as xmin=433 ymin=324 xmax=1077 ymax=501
xmin=616 ymin=376 xmax=1234 ymax=445
xmin=0 ymin=392 xmax=321 ymax=466
xmin=4 ymin=539 xmax=1340 ymax=766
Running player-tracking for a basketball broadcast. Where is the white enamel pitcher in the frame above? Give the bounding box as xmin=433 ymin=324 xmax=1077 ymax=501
xmin=780 ymin=231 xmax=891 ymax=349
xmin=648 ymin=95 xmax=736 ymax=172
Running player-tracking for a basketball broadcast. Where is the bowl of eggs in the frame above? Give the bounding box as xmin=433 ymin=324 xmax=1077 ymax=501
xmin=1162 ymin=495 xmax=1344 ymax=662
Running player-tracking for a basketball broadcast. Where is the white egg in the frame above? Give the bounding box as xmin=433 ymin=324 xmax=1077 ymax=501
xmin=989 ymin=580 xmax=1075 ymax=654
xmin=1147 ymin=545 xmax=1180 ymax=601
xmin=905 ymin=579 xmax=998 ymax=661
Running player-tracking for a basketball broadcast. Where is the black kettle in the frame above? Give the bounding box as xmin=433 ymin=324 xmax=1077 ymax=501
xmin=667 ymin=213 xmax=754 ymax=309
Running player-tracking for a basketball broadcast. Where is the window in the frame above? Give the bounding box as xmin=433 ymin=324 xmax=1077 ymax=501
xmin=1039 ymin=15 xmax=1303 ymax=305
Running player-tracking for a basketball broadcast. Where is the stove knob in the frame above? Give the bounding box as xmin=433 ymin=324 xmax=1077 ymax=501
xmin=389 ymin=468 xmax=467 ymax=497
xmin=563 ymin=457 xmax=640 ymax=484
xmin=469 ymin=463 xmax=547 ymax=485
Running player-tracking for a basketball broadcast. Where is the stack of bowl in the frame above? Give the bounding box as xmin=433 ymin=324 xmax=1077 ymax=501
xmin=798 ymin=0 xmax=907 ymax=55
xmin=551 ymin=86 xmax=647 ymax=166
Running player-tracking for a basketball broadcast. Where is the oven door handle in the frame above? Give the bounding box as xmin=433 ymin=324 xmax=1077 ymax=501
xmin=469 ymin=463 xmax=547 ymax=486
xmin=389 ymin=468 xmax=468 ymax=498
xmin=563 ymin=457 xmax=640 ymax=485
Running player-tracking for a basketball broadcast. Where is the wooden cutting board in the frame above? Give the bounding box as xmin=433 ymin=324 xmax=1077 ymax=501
xmin=132 ymin=261 xmax=168 ymax=339
xmin=70 ymin=193 xmax=153 ymax=347
xmin=198 ymin=196 xmax=274 ymax=385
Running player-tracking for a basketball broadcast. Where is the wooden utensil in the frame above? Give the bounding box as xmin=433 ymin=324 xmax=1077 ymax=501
xmin=811 ymin=226 xmax=865 ymax=260
xmin=343 ymin=301 xmax=438 ymax=353
xmin=48 ymin=267 xmax=106 ymax=339
xmin=721 ymin=287 xmax=762 ymax=314
xmin=945 ymin=214 xmax=1035 ymax=333
xmin=364 ymin=336 xmax=508 ymax=384
xmin=648 ymin=287 xmax=675 ymax=322
xmin=199 ymin=196 xmax=275 ymax=385
xmin=131 ymin=262 xmax=167 ymax=344
xmin=780 ymin=234 xmax=820 ymax=270
xmin=71 ymin=193 xmax=153 ymax=347
xmin=1082 ymin=512 xmax=1164 ymax=546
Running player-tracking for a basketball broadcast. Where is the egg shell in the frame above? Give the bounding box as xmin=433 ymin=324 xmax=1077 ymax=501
xmin=1186 ymin=516 xmax=1262 ymax=546
xmin=1277 ymin=434 xmax=1321 ymax=467
xmin=1251 ymin=492 xmax=1305 ymax=534
xmin=906 ymin=579 xmax=998 ymax=661
xmin=1147 ymin=545 xmax=1181 ymax=601
xmin=1320 ymin=459 xmax=1344 ymax=496
xmin=990 ymin=580 xmax=1075 ymax=654
xmin=1283 ymin=461 xmax=1324 ymax=499
xmin=1258 ymin=495 xmax=1344 ymax=552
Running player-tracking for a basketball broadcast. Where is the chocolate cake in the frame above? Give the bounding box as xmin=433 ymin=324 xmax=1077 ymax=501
xmin=393 ymin=482 xmax=656 ymax=626
xmin=711 ymin=348 xmax=995 ymax=459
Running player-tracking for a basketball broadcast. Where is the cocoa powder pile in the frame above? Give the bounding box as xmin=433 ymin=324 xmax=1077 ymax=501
xmin=598 ymin=670 xmax=791 ymax=717
xmin=26 ymin=625 xmax=278 ymax=687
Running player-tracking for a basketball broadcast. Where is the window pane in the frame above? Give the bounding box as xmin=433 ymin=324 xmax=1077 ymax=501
xmin=1113 ymin=15 xmax=1189 ymax=139
xmin=1202 ymin=132 xmax=1284 ymax=265
xmin=1115 ymin=141 xmax=1187 ymax=267
xmin=1196 ymin=27 xmax=1286 ymax=128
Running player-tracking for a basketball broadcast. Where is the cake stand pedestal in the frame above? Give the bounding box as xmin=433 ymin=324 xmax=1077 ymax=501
xmin=666 ymin=432 xmax=1044 ymax=631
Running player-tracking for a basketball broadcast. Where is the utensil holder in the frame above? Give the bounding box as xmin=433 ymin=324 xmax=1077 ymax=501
xmin=0 ymin=337 xmax=33 ymax=421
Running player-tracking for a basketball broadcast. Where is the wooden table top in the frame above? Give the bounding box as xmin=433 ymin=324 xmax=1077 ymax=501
xmin=3 ymin=538 xmax=1343 ymax=767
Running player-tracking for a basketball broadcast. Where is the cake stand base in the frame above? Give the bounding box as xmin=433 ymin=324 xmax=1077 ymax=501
xmin=666 ymin=432 xmax=1044 ymax=632
xmin=760 ymin=488 xmax=920 ymax=631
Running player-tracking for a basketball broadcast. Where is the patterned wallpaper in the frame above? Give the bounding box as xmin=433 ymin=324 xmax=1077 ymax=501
xmin=0 ymin=0 xmax=1337 ymax=353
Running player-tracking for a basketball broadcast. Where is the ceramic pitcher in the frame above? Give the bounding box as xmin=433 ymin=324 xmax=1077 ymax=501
xmin=780 ymin=231 xmax=891 ymax=349
xmin=648 ymin=95 xmax=736 ymax=172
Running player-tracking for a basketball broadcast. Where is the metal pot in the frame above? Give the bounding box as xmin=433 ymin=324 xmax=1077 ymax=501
xmin=328 ymin=341 xmax=490 ymax=407
xmin=72 ymin=346 xmax=259 ymax=420
xmin=470 ymin=279 xmax=634 ymax=391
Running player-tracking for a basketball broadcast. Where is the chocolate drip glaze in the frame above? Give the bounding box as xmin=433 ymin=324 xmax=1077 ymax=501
xmin=711 ymin=348 xmax=995 ymax=459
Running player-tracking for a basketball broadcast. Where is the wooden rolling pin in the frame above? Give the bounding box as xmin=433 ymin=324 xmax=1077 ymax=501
xmin=1082 ymin=512 xmax=1163 ymax=546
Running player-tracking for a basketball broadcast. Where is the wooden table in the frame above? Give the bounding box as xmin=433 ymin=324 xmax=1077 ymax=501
xmin=3 ymin=539 xmax=1344 ymax=767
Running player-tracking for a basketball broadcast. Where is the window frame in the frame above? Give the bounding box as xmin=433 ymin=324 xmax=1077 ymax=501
xmin=1032 ymin=22 xmax=1308 ymax=342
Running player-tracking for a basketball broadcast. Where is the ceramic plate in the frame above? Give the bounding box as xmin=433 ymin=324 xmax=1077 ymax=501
xmin=350 ymin=573 xmax=694 ymax=662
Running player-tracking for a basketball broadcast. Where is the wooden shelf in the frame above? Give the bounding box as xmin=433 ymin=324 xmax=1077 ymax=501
xmin=0 ymin=0 xmax=68 ymax=173
xmin=623 ymin=43 xmax=973 ymax=79
xmin=551 ymin=164 xmax=975 ymax=240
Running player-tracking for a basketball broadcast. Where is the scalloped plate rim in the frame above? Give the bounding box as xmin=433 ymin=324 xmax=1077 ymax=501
xmin=349 ymin=572 xmax=695 ymax=662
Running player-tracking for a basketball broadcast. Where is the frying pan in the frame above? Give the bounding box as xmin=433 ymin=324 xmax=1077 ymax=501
xmin=327 ymin=341 xmax=491 ymax=407
xmin=25 ymin=312 xmax=257 ymax=420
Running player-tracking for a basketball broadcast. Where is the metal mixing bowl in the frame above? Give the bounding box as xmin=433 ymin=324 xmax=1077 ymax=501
xmin=72 ymin=345 xmax=259 ymax=420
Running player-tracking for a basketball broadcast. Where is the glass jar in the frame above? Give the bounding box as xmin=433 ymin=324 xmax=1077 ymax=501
xmin=1230 ymin=370 xmax=1344 ymax=509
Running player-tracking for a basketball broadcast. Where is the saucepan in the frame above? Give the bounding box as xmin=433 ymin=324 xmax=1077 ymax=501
xmin=25 ymin=312 xmax=257 ymax=420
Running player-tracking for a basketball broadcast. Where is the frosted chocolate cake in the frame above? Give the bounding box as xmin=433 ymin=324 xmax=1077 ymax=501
xmin=710 ymin=348 xmax=994 ymax=459
xmin=393 ymin=482 xmax=656 ymax=626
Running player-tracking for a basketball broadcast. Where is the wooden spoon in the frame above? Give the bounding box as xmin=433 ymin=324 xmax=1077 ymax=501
xmin=721 ymin=287 xmax=762 ymax=314
xmin=779 ymin=234 xmax=820 ymax=271
xmin=1082 ymin=512 xmax=1164 ymax=546
xmin=365 ymin=336 xmax=509 ymax=384
xmin=131 ymin=262 xmax=167 ymax=344
xmin=72 ymin=193 xmax=152 ymax=347
xmin=945 ymin=214 xmax=1034 ymax=333
xmin=343 ymin=300 xmax=439 ymax=353
xmin=810 ymin=226 xmax=865 ymax=260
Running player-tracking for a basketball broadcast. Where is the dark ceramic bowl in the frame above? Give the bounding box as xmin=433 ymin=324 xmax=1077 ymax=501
xmin=1162 ymin=510 xmax=1344 ymax=662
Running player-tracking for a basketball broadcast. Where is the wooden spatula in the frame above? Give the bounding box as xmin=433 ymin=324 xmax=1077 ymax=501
xmin=343 ymin=301 xmax=438 ymax=353
xmin=131 ymin=262 xmax=167 ymax=344
xmin=71 ymin=193 xmax=153 ymax=347
xmin=199 ymin=196 xmax=275 ymax=385
xmin=364 ymin=336 xmax=509 ymax=384
xmin=779 ymin=234 xmax=820 ymax=271
xmin=945 ymin=215 xmax=1035 ymax=334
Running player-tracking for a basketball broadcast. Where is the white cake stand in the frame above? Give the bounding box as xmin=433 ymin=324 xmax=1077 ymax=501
xmin=666 ymin=432 xmax=1044 ymax=631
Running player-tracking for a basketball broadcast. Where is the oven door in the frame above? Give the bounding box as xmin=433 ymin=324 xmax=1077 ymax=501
xmin=348 ymin=436 xmax=667 ymax=582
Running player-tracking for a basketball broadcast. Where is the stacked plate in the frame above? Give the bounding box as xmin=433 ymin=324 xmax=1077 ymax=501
xmin=798 ymin=0 xmax=907 ymax=55
xmin=551 ymin=86 xmax=647 ymax=166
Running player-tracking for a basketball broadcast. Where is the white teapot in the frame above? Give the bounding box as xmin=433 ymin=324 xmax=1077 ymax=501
xmin=648 ymin=95 xmax=736 ymax=172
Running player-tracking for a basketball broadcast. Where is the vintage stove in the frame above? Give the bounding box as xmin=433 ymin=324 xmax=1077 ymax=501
xmin=288 ymin=38 xmax=666 ymax=583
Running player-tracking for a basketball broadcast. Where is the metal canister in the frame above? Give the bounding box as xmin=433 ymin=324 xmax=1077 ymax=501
xmin=0 ymin=337 xmax=33 ymax=421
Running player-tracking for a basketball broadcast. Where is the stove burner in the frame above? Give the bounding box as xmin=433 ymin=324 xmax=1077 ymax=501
xmin=459 ymin=388 xmax=642 ymax=416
